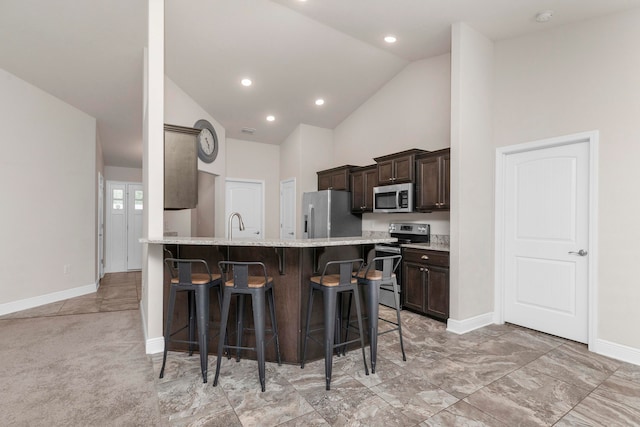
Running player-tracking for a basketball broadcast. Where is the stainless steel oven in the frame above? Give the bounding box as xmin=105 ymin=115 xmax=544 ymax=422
xmin=374 ymin=222 xmax=430 ymax=308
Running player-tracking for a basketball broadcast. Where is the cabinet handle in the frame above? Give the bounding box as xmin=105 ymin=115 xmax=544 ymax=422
xmin=421 ymin=255 xmax=429 ymax=260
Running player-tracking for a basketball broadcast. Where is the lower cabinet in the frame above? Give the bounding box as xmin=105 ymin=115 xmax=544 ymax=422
xmin=402 ymin=248 xmax=449 ymax=320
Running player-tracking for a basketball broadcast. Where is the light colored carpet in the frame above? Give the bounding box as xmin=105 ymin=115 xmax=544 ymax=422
xmin=0 ymin=310 xmax=163 ymax=426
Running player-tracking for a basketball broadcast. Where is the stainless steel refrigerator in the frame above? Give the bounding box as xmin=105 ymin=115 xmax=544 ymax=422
xmin=302 ymin=190 xmax=362 ymax=238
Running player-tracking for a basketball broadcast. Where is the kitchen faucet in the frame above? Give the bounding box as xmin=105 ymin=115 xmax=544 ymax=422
xmin=228 ymin=212 xmax=245 ymax=240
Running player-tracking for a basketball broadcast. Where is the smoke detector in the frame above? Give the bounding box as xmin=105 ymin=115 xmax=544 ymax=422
xmin=241 ymin=127 xmax=256 ymax=135
xmin=535 ymin=10 xmax=554 ymax=23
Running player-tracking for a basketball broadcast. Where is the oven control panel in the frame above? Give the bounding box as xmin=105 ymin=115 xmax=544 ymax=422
xmin=388 ymin=222 xmax=429 ymax=236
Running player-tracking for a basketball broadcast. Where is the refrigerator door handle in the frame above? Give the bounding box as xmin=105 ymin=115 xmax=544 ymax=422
xmin=308 ymin=206 xmax=314 ymax=238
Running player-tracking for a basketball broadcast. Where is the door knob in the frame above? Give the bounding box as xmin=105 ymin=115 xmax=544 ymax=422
xmin=568 ymin=249 xmax=588 ymax=256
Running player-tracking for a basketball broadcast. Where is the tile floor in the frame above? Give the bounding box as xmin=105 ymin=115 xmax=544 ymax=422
xmin=5 ymin=272 xmax=640 ymax=426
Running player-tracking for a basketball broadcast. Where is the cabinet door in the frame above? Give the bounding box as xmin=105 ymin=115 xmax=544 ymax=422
xmin=363 ymin=168 xmax=378 ymax=210
xmin=403 ymin=261 xmax=425 ymax=313
xmin=425 ymin=265 xmax=449 ymax=320
xmin=317 ymin=172 xmax=331 ymax=190
xmin=377 ymin=159 xmax=394 ymax=184
xmin=330 ymin=170 xmax=348 ymax=191
xmin=393 ymin=155 xmax=414 ymax=183
xmin=440 ymin=152 xmax=450 ymax=209
xmin=416 ymin=155 xmax=439 ymax=210
xmin=350 ymin=171 xmax=365 ymax=212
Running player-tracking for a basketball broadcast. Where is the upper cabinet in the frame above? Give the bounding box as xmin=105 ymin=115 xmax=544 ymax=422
xmin=164 ymin=124 xmax=199 ymax=210
xmin=374 ymin=149 xmax=428 ymax=185
xmin=350 ymin=164 xmax=378 ymax=213
xmin=415 ymin=148 xmax=450 ymax=212
xmin=317 ymin=165 xmax=355 ymax=191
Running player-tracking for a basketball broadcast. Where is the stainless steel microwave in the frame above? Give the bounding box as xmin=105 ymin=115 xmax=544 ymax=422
xmin=373 ymin=183 xmax=414 ymax=213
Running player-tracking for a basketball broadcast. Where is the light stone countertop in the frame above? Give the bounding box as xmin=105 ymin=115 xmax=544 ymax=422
xmin=141 ymin=236 xmax=397 ymax=248
xmin=400 ymin=242 xmax=450 ymax=252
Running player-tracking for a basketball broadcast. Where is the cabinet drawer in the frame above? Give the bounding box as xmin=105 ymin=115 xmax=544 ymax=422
xmin=403 ymin=248 xmax=449 ymax=267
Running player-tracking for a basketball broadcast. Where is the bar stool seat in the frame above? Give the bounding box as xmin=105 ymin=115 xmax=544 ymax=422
xmin=301 ymin=258 xmax=369 ymax=390
xmin=160 ymin=258 xmax=222 ymax=383
xmin=351 ymin=254 xmax=406 ymax=374
xmin=214 ymin=261 xmax=281 ymax=392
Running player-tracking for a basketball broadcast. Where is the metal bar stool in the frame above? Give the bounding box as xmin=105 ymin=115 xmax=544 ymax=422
xmin=160 ymin=257 xmax=222 ymax=383
xmin=213 ymin=261 xmax=281 ymax=392
xmin=349 ymin=254 xmax=406 ymax=373
xmin=301 ymin=258 xmax=369 ymax=390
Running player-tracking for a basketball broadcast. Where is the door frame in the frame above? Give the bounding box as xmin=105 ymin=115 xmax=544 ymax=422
xmin=98 ymin=172 xmax=105 ymax=279
xmin=494 ymin=130 xmax=599 ymax=349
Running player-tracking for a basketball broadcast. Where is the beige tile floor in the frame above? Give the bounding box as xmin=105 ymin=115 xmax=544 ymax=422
xmin=5 ymin=272 xmax=640 ymax=426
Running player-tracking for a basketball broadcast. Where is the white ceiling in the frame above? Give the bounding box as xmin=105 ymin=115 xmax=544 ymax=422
xmin=2 ymin=0 xmax=639 ymax=168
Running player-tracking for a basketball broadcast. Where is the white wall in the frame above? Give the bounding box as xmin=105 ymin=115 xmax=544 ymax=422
xmin=492 ymin=9 xmax=640 ymax=351
xmin=279 ymin=124 xmax=333 ymax=236
xmin=449 ymin=23 xmax=495 ymax=323
xmin=0 ymin=68 xmax=97 ymax=310
xmin=104 ymin=166 xmax=142 ymax=182
xmin=333 ymin=54 xmax=451 ymax=164
xmin=226 ymin=138 xmax=280 ymax=238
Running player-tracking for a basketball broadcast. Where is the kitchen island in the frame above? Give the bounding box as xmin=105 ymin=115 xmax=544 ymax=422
xmin=141 ymin=235 xmax=396 ymax=364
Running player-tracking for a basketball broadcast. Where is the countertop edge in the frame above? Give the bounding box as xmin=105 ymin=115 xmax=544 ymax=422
xmin=140 ymin=236 xmax=397 ymax=248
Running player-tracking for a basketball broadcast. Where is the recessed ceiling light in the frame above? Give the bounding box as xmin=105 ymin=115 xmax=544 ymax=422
xmin=535 ymin=10 xmax=554 ymax=23
xmin=266 ymin=115 xmax=275 ymax=122
xmin=384 ymin=35 xmax=397 ymax=44
xmin=241 ymin=78 xmax=252 ymax=87
xmin=315 ymin=98 xmax=325 ymax=106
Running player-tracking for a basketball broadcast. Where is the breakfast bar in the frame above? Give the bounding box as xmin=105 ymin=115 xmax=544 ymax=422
xmin=141 ymin=235 xmax=396 ymax=364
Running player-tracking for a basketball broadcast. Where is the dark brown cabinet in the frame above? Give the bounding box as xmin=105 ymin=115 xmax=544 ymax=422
xmin=415 ymin=148 xmax=450 ymax=212
xmin=374 ymin=149 xmax=427 ymax=185
xmin=402 ymin=248 xmax=449 ymax=320
xmin=317 ymin=165 xmax=355 ymax=191
xmin=350 ymin=165 xmax=378 ymax=213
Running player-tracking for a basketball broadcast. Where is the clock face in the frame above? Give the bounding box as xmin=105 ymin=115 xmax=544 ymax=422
xmin=198 ymin=128 xmax=215 ymax=155
xmin=194 ymin=119 xmax=218 ymax=163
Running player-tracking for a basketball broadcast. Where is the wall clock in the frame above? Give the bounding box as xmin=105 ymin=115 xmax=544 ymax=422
xmin=193 ymin=119 xmax=218 ymax=163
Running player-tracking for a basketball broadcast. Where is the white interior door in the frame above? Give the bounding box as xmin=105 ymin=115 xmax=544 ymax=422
xmin=503 ymin=139 xmax=590 ymax=343
xmin=280 ymin=178 xmax=296 ymax=239
xmin=127 ymin=184 xmax=143 ymax=270
xmin=225 ymin=179 xmax=264 ymax=239
xmin=106 ymin=182 xmax=127 ymax=273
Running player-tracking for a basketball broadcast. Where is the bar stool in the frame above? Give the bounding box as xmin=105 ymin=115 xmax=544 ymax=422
xmin=213 ymin=261 xmax=281 ymax=392
xmin=160 ymin=257 xmax=222 ymax=383
xmin=301 ymin=259 xmax=369 ymax=390
xmin=351 ymin=254 xmax=406 ymax=373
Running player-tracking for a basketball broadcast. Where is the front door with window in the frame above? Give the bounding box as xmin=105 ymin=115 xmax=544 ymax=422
xmin=106 ymin=181 xmax=143 ymax=272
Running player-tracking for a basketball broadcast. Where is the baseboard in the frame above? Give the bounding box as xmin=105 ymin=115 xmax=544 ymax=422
xmin=0 ymin=281 xmax=98 ymax=316
xmin=447 ymin=312 xmax=495 ymax=335
xmin=140 ymin=300 xmax=164 ymax=354
xmin=591 ymin=338 xmax=640 ymax=366
xmin=146 ymin=337 xmax=164 ymax=355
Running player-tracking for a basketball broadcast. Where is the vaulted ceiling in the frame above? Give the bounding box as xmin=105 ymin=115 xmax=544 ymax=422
xmin=1 ymin=0 xmax=638 ymax=168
